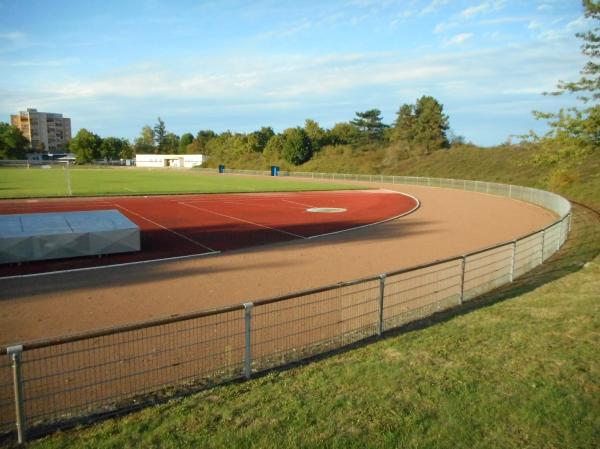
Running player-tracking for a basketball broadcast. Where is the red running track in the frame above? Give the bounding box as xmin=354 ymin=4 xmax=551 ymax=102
xmin=0 ymin=189 xmax=419 ymax=277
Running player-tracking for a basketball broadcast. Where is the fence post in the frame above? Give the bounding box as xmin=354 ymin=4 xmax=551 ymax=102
xmin=243 ymin=303 xmax=253 ymax=379
xmin=540 ymin=230 xmax=546 ymax=264
xmin=378 ymin=274 xmax=386 ymax=337
xmin=7 ymin=345 xmax=26 ymax=445
xmin=510 ymin=241 xmax=517 ymax=283
xmin=459 ymin=256 xmax=466 ymax=305
xmin=509 ymin=184 xmax=512 ymax=198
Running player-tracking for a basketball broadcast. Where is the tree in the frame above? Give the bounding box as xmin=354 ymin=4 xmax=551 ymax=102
xmin=329 ymin=122 xmax=362 ymax=145
xmin=119 ymin=140 xmax=134 ymax=159
xmin=133 ymin=126 xmax=155 ymax=154
xmin=100 ymin=137 xmax=133 ymax=160
xmin=393 ymin=104 xmax=416 ymax=144
xmin=186 ymin=130 xmax=217 ymax=154
xmin=392 ymin=96 xmax=449 ymax=155
xmin=413 ymin=96 xmax=450 ymax=154
xmin=248 ymin=126 xmax=275 ymax=153
xmin=0 ymin=122 xmax=28 ymax=159
xmin=350 ymin=109 xmax=388 ymax=140
xmin=179 ymin=133 xmax=194 ymax=153
xmin=263 ymin=134 xmax=285 ymax=163
xmin=100 ymin=137 xmax=123 ymax=160
xmin=535 ymin=0 xmax=600 ymax=146
xmin=153 ymin=117 xmax=167 ymax=151
xmin=163 ymin=132 xmax=180 ymax=154
xmin=282 ymin=127 xmax=313 ymax=165
xmin=69 ymin=129 xmax=102 ymax=163
xmin=304 ymin=119 xmax=328 ymax=151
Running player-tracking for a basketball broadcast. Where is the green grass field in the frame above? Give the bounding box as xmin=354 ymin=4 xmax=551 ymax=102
xmin=0 ymin=167 xmax=359 ymax=198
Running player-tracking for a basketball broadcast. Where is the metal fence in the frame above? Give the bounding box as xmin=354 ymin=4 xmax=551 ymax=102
xmin=0 ymin=175 xmax=571 ymax=443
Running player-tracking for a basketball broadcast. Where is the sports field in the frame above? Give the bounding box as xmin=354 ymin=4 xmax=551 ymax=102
xmin=0 ymin=167 xmax=359 ymax=198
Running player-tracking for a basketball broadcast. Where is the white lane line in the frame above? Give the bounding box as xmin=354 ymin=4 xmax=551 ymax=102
xmin=114 ymin=203 xmax=217 ymax=252
xmin=281 ymin=198 xmax=316 ymax=208
xmin=0 ymin=251 xmax=220 ymax=281
xmin=179 ymin=201 xmax=307 ymax=239
xmin=188 ymin=199 xmax=305 ymax=212
xmin=307 ymin=191 xmax=421 ymax=240
xmin=0 ymin=201 xmax=116 ymax=210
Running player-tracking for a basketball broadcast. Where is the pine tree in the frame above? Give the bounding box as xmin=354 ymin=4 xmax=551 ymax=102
xmin=535 ymin=0 xmax=600 ymax=146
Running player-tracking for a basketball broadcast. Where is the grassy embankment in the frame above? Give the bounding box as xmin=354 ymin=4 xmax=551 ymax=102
xmin=209 ymin=143 xmax=600 ymax=210
xmin=10 ymin=148 xmax=598 ymax=449
xmin=0 ymin=167 xmax=359 ymax=198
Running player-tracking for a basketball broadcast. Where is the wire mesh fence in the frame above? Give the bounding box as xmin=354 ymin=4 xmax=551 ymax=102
xmin=1 ymin=175 xmax=571 ymax=443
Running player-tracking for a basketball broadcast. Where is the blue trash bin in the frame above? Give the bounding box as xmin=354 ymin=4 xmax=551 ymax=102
xmin=271 ymin=166 xmax=280 ymax=176
xmin=218 ymin=165 xmax=225 ymax=174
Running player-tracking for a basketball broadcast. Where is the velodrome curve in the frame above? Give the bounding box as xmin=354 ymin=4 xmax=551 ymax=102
xmin=0 ymin=181 xmax=558 ymax=344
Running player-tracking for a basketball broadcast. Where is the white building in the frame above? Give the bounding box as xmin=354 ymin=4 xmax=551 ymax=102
xmin=135 ymin=154 xmax=204 ymax=169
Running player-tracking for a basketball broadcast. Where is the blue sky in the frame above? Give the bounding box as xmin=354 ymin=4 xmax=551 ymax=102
xmin=0 ymin=0 xmax=591 ymax=146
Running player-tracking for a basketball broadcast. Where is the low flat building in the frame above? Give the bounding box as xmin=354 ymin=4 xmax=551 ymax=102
xmin=11 ymin=108 xmax=72 ymax=153
xmin=135 ymin=154 xmax=204 ymax=168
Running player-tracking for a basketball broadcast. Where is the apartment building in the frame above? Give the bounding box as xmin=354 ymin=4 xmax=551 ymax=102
xmin=10 ymin=108 xmax=72 ymax=153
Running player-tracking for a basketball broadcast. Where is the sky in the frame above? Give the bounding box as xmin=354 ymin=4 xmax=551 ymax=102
xmin=0 ymin=0 xmax=591 ymax=146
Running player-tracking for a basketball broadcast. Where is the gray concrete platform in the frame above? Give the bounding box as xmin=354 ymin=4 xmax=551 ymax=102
xmin=0 ymin=210 xmax=140 ymax=264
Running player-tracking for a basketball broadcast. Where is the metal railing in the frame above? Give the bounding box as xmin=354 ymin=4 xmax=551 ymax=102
xmin=0 ymin=174 xmax=571 ymax=443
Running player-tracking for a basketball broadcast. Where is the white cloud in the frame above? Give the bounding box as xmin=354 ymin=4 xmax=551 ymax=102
xmin=444 ymin=33 xmax=474 ymax=46
xmin=566 ymin=15 xmax=591 ymax=31
xmin=459 ymin=1 xmax=506 ymax=19
xmin=259 ymin=19 xmax=312 ymax=39
xmin=479 ymin=16 xmax=530 ymax=26
xmin=460 ymin=3 xmax=490 ymax=18
xmin=0 ymin=58 xmax=77 ymax=68
xmin=434 ymin=21 xmax=458 ymax=34
xmin=0 ymin=32 xmax=26 ymax=42
xmin=421 ymin=0 xmax=449 ymax=15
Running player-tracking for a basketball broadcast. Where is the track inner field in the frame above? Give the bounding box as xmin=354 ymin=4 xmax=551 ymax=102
xmin=0 ymin=189 xmax=418 ymax=276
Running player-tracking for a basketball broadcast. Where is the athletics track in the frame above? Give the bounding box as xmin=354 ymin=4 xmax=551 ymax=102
xmin=0 ymin=189 xmax=418 ymax=277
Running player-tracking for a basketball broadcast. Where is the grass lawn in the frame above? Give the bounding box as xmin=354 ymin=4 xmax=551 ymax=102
xmin=0 ymin=167 xmax=360 ymax=198
xmin=14 ymin=204 xmax=598 ymax=449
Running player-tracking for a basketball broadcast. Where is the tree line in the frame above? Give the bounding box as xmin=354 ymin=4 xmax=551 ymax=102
xmin=0 ymin=95 xmax=452 ymax=164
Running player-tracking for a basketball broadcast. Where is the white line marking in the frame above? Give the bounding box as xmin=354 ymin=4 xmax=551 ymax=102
xmin=64 ymin=165 xmax=72 ymax=196
xmin=281 ymin=198 xmax=316 ymax=208
xmin=0 ymin=250 xmax=221 ymax=280
xmin=114 ymin=203 xmax=217 ymax=251
xmin=0 ymin=201 xmax=115 ymax=210
xmin=307 ymin=191 xmax=421 ymax=240
xmin=179 ymin=201 xmax=307 ymax=239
